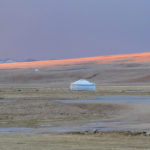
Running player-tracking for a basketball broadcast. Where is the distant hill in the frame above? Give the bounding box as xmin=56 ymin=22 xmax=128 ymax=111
xmin=24 ymin=59 xmax=37 ymax=62
xmin=0 ymin=59 xmax=16 ymax=63
xmin=0 ymin=52 xmax=150 ymax=69
xmin=0 ymin=58 xmax=38 ymax=64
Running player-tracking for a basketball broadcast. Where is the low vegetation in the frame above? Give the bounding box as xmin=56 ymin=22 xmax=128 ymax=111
xmin=0 ymin=132 xmax=150 ymax=150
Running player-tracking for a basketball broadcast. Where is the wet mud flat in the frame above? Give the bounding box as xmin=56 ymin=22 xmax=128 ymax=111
xmin=0 ymin=100 xmax=15 ymax=103
xmin=55 ymin=96 xmax=150 ymax=133
xmin=57 ymin=96 xmax=150 ymax=104
xmin=1 ymin=96 xmax=150 ymax=134
xmin=1 ymin=121 xmax=150 ymax=134
xmin=0 ymin=122 xmax=132 ymax=134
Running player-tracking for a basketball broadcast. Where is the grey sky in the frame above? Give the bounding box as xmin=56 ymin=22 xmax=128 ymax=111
xmin=0 ymin=0 xmax=150 ymax=60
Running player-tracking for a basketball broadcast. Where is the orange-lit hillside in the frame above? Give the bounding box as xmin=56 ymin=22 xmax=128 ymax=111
xmin=0 ymin=52 xmax=150 ymax=69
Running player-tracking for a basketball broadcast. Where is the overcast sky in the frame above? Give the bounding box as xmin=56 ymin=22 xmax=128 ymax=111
xmin=0 ymin=0 xmax=150 ymax=60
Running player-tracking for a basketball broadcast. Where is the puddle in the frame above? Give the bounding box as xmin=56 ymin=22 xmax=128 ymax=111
xmin=1 ymin=96 xmax=150 ymax=134
xmin=86 ymin=121 xmax=128 ymax=126
xmin=0 ymin=100 xmax=14 ymax=103
xmin=56 ymin=96 xmax=150 ymax=104
xmin=0 ymin=120 xmax=149 ymax=134
xmin=0 ymin=125 xmax=117 ymax=134
xmin=0 ymin=127 xmax=33 ymax=134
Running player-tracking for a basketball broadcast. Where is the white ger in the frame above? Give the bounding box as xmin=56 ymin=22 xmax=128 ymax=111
xmin=34 ymin=68 xmax=39 ymax=72
xmin=70 ymin=79 xmax=96 ymax=91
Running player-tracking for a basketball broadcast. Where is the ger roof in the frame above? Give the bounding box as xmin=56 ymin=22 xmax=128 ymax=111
xmin=72 ymin=79 xmax=94 ymax=85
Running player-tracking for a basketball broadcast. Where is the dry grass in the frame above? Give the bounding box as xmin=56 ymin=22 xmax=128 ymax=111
xmin=0 ymin=61 xmax=150 ymax=86
xmin=0 ymin=61 xmax=150 ymax=149
xmin=0 ymin=84 xmax=149 ymax=127
xmin=0 ymin=133 xmax=150 ymax=150
xmin=1 ymin=85 xmax=150 ymax=100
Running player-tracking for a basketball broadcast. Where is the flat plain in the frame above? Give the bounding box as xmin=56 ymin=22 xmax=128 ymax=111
xmin=1 ymin=53 xmax=150 ymax=149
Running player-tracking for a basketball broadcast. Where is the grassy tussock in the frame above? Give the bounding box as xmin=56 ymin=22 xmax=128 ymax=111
xmin=0 ymin=133 xmax=150 ymax=150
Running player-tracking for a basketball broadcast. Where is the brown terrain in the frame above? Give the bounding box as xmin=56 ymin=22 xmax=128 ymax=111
xmin=0 ymin=52 xmax=149 ymax=127
xmin=0 ymin=52 xmax=150 ymax=85
xmin=0 ymin=52 xmax=150 ymax=149
xmin=0 ymin=52 xmax=150 ymax=69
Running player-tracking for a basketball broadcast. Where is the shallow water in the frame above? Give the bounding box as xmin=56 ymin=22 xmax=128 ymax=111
xmin=0 ymin=126 xmax=107 ymax=134
xmin=0 ymin=122 xmax=131 ymax=134
xmin=0 ymin=100 xmax=14 ymax=103
xmin=0 ymin=121 xmax=147 ymax=134
xmin=0 ymin=127 xmax=33 ymax=134
xmin=1 ymin=96 xmax=150 ymax=134
xmin=56 ymin=96 xmax=150 ymax=104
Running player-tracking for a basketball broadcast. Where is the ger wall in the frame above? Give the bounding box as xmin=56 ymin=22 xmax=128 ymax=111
xmin=70 ymin=84 xmax=96 ymax=91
